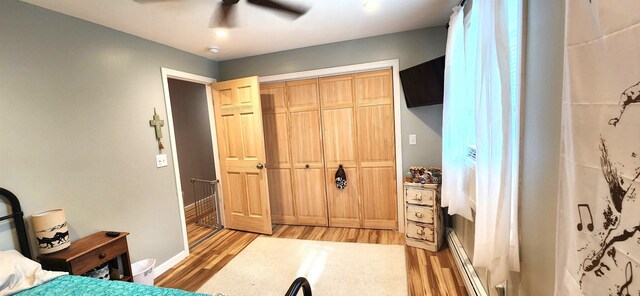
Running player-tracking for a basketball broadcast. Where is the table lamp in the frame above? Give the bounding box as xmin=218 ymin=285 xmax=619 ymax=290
xmin=32 ymin=209 xmax=70 ymax=254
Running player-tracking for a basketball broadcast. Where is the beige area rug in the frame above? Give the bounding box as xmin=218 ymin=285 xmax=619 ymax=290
xmin=197 ymin=237 xmax=408 ymax=296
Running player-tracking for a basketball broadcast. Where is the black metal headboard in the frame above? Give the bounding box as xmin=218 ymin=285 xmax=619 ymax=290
xmin=0 ymin=188 xmax=32 ymax=259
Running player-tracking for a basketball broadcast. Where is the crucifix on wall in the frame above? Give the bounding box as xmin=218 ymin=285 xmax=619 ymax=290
xmin=149 ymin=108 xmax=165 ymax=152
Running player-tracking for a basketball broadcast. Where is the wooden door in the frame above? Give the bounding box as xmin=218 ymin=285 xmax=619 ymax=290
xmin=211 ymin=76 xmax=273 ymax=234
xmin=319 ymin=74 xmax=361 ymax=228
xmin=354 ymin=69 xmax=397 ymax=229
xmin=260 ymin=82 xmax=297 ymax=224
xmin=286 ymin=79 xmax=328 ymax=226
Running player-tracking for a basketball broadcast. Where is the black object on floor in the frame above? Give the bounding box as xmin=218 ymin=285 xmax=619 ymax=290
xmin=285 ymin=277 xmax=312 ymax=296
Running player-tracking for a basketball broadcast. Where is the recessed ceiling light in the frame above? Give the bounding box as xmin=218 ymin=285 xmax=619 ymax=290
xmin=215 ymin=29 xmax=228 ymax=37
xmin=208 ymin=47 xmax=220 ymax=53
xmin=363 ymin=1 xmax=379 ymax=12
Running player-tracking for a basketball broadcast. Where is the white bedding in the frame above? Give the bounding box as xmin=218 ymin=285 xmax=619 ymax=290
xmin=0 ymin=250 xmax=66 ymax=296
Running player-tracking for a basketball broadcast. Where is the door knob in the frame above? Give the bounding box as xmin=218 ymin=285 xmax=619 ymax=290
xmin=256 ymin=163 xmax=264 ymax=169
xmin=305 ymin=164 xmax=310 ymax=169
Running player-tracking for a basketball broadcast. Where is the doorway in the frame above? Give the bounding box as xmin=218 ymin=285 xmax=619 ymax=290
xmin=167 ymin=78 xmax=221 ymax=248
xmin=160 ymin=68 xmax=223 ymax=254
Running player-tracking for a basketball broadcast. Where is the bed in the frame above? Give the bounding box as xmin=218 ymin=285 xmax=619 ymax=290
xmin=0 ymin=188 xmax=210 ymax=296
xmin=13 ymin=275 xmax=206 ymax=295
xmin=2 ymin=250 xmax=207 ymax=296
xmin=0 ymin=188 xmax=311 ymax=296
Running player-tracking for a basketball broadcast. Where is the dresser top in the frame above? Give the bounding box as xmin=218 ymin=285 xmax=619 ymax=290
xmin=38 ymin=231 xmax=129 ymax=262
xmin=404 ymin=182 xmax=439 ymax=189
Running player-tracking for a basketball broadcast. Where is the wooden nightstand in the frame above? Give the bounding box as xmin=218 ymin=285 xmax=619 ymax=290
xmin=38 ymin=231 xmax=133 ymax=282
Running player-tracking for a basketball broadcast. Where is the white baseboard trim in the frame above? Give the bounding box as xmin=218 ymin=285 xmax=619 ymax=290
xmin=184 ymin=195 xmax=216 ymax=213
xmin=184 ymin=202 xmax=194 ymax=212
xmin=154 ymin=250 xmax=188 ymax=279
xmin=446 ymin=228 xmax=487 ymax=296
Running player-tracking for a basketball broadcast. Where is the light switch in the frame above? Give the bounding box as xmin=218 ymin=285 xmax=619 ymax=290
xmin=409 ymin=134 xmax=417 ymax=145
xmin=156 ymin=154 xmax=168 ymax=168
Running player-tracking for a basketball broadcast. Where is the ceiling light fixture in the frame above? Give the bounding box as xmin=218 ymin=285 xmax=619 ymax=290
xmin=363 ymin=1 xmax=379 ymax=12
xmin=215 ymin=29 xmax=228 ymax=37
xmin=208 ymin=47 xmax=220 ymax=53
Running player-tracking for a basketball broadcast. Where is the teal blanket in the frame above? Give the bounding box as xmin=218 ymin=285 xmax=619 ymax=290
xmin=14 ymin=275 xmax=210 ymax=296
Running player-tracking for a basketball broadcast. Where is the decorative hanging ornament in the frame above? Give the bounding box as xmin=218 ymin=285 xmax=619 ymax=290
xmin=335 ymin=164 xmax=347 ymax=189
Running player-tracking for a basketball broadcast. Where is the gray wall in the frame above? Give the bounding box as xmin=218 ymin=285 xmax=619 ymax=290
xmin=0 ymin=0 xmax=218 ymax=264
xmin=519 ymin=0 xmax=565 ymax=294
xmin=452 ymin=0 xmax=566 ymax=295
xmin=219 ymin=27 xmax=447 ymax=171
xmin=168 ymin=79 xmax=216 ymax=207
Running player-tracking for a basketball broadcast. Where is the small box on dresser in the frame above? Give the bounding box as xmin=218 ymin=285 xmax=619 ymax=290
xmin=404 ymin=183 xmax=443 ymax=252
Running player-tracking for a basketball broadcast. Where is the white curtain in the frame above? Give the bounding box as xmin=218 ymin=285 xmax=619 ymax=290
xmin=556 ymin=1 xmax=640 ymax=295
xmin=470 ymin=0 xmax=520 ymax=286
xmin=442 ymin=0 xmax=521 ymax=285
xmin=442 ymin=5 xmax=473 ymax=221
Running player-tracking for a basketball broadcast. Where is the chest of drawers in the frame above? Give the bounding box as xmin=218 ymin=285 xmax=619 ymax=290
xmin=404 ymin=183 xmax=443 ymax=252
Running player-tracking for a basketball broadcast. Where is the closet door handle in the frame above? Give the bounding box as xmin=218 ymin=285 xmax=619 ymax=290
xmin=256 ymin=163 xmax=264 ymax=170
xmin=305 ymin=164 xmax=310 ymax=169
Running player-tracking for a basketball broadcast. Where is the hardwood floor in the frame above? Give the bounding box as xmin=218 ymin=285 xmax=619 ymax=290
xmin=157 ymin=224 xmax=468 ymax=296
xmin=185 ymin=207 xmax=217 ymax=247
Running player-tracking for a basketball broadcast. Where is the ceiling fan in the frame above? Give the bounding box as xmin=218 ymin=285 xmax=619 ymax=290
xmin=216 ymin=0 xmax=309 ymax=28
xmin=135 ymin=0 xmax=309 ymax=28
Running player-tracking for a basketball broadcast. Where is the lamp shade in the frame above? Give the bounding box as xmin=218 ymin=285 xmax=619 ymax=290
xmin=31 ymin=209 xmax=70 ymax=254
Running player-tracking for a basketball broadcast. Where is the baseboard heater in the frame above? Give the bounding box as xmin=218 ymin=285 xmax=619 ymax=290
xmin=446 ymin=228 xmax=488 ymax=296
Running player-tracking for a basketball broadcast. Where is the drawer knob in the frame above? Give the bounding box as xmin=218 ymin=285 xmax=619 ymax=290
xmin=415 ymin=212 xmax=424 ymax=218
xmin=414 ymin=193 xmax=423 ymax=201
xmin=416 ymin=227 xmax=425 ymax=235
xmin=99 ymin=252 xmax=107 ymax=259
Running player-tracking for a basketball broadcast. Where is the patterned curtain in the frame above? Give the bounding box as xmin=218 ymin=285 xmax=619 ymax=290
xmin=556 ymin=1 xmax=640 ymax=295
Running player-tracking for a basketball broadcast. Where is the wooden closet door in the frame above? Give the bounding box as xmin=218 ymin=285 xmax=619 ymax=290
xmin=319 ymin=75 xmax=361 ymax=228
xmin=354 ymin=69 xmax=397 ymax=229
xmin=287 ymin=79 xmax=328 ymax=226
xmin=260 ymin=83 xmax=296 ymax=224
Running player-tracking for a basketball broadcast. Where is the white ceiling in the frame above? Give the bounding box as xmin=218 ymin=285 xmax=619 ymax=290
xmin=23 ymin=0 xmax=456 ymax=61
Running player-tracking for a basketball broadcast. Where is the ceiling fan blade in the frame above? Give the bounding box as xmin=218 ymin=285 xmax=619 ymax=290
xmin=246 ymin=0 xmax=308 ymax=18
xmin=211 ymin=1 xmax=237 ymax=28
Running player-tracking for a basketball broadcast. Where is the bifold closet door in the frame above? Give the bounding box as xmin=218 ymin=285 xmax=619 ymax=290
xmin=286 ymin=79 xmax=328 ymax=226
xmin=355 ymin=70 xmax=397 ymax=229
xmin=261 ymin=69 xmax=397 ymax=230
xmin=260 ymin=82 xmax=297 ymax=224
xmin=319 ymin=75 xmax=361 ymax=228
